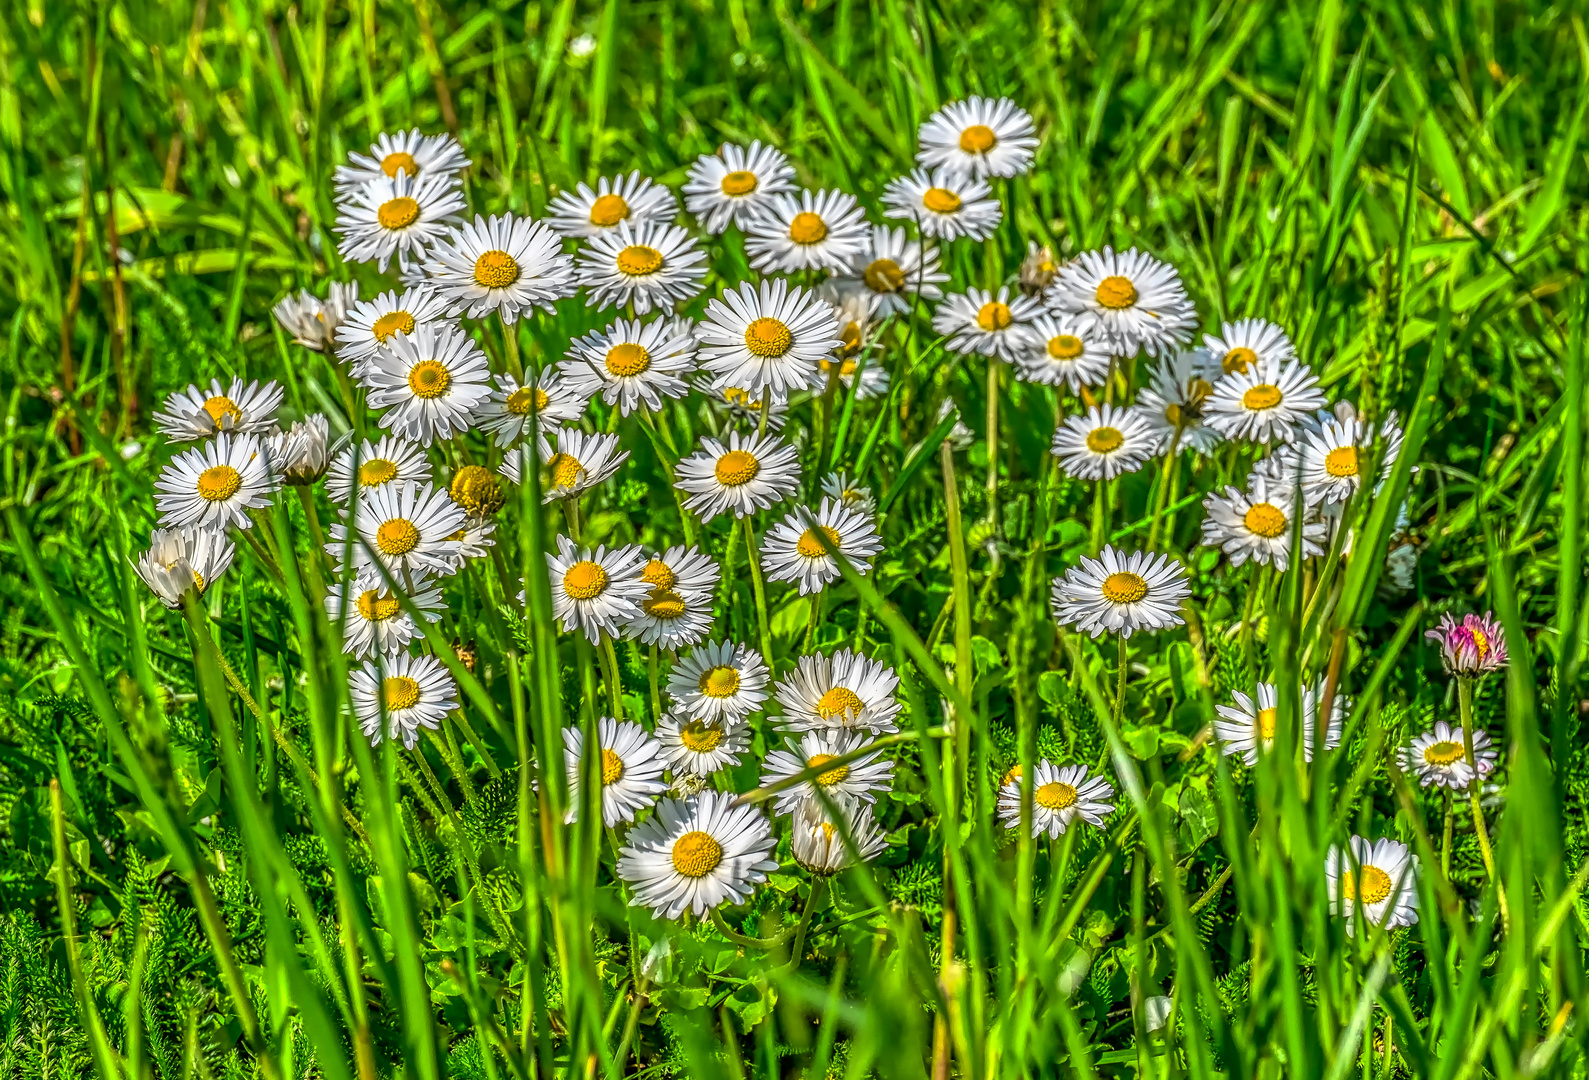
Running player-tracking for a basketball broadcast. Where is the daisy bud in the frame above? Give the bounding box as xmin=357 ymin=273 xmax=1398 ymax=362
xmin=1426 ymin=612 xmax=1507 ymax=676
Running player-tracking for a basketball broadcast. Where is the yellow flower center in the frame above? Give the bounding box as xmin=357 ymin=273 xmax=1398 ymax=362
xmin=642 ymin=559 xmax=676 ymax=590
xmin=1034 ymin=781 xmax=1078 ymax=810
xmin=372 ymin=310 xmax=416 ymax=342
xmin=714 ymin=450 xmax=760 ymax=486
xmin=605 ymin=342 xmax=651 ymax=377
xmin=381 ymin=150 xmax=419 ymax=178
xmin=356 ymin=590 xmax=402 ymax=622
xmin=816 ymin=686 xmax=865 ymax=721
xmin=377 ymin=196 xmax=420 ymax=230
xmin=976 ymin=301 xmax=1012 ymax=332
xmin=698 ymin=666 xmax=741 ymax=698
xmin=196 ymin=465 xmax=242 ymax=502
xmin=720 ymin=170 xmax=758 ymax=196
xmin=1325 ymin=446 xmax=1359 ymax=478
xmin=1423 ymin=740 xmax=1466 ymax=766
xmin=671 ymin=830 xmax=724 ymax=877
xmin=679 ymin=719 xmax=724 ymax=752
xmin=864 ymin=257 xmax=906 ymax=294
xmin=1341 ymin=864 xmax=1392 ymax=905
xmin=922 ymin=187 xmax=962 ymax=214
xmin=807 ymin=753 xmax=849 ymax=786
xmin=600 ymin=747 xmax=625 ymax=785
xmin=796 ymin=526 xmax=842 ymax=558
xmin=615 ymin=244 xmax=664 ymax=277
xmin=1223 ymin=346 xmax=1257 ymax=375
xmin=1094 ymin=275 xmax=1138 ymax=310
xmin=744 ymin=317 xmax=794 ymax=358
xmin=1242 ymin=384 xmax=1283 ymax=411
xmin=562 ymin=560 xmax=608 ymax=600
xmin=202 ymin=396 xmax=242 ymax=428
xmin=358 ymin=458 xmax=399 ymax=486
xmin=838 ymin=323 xmax=863 ymax=358
xmin=1100 ymin=571 xmax=1148 ymax=604
xmin=506 ymin=386 xmax=550 ymax=416
xmin=1472 ymin=629 xmax=1490 ymax=658
xmin=407 ymin=360 xmax=452 ymax=399
xmin=588 ymin=193 xmax=630 ymax=227
xmin=1085 ymin=426 xmax=1124 ymax=454
xmin=383 ymin=675 xmax=421 ymax=712
xmin=473 ymin=250 xmax=521 ymax=289
xmin=1257 ymin=707 xmax=1277 ymax=740
xmin=450 ymin=465 xmax=504 ymax=515
xmin=788 ymin=211 xmax=829 ymax=245
xmin=958 ymin=124 xmax=997 ymax=154
xmin=1244 ymin=502 xmax=1287 ymax=539
xmin=1048 ymin=335 xmax=1084 ymax=360
xmin=643 ymin=588 xmax=686 ymax=620
xmin=376 ymin=518 xmax=421 ymax=556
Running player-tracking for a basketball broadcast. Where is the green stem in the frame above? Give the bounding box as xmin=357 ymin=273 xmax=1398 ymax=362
xmin=1458 ymin=677 xmax=1505 ymax=921
xmin=1144 ymin=423 xmax=1185 ymax=551
xmin=986 ymin=357 xmax=1001 ymax=529
xmin=741 ymin=517 xmax=775 ymax=669
xmin=501 ymin=312 xmax=524 ymax=382
xmin=803 ymin=591 xmax=824 ymax=655
xmin=1114 ymin=632 xmax=1129 ymax=723
xmin=1090 ymin=479 xmax=1106 ymax=555
xmin=648 ymin=644 xmax=662 ymax=722
xmin=601 ymin=634 xmax=625 ymax=720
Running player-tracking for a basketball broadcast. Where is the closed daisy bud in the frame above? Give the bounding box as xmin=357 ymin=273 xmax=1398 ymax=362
xmin=683 ymin=142 xmax=797 ymax=234
xmin=133 ymin=527 xmax=236 ymax=608
xmin=154 ymin=378 xmax=284 ymax=442
xmin=1325 ymin=836 xmax=1419 ymax=932
xmin=154 ymin=432 xmax=280 ymax=532
xmin=1425 ymin=612 xmax=1507 ymax=676
xmin=546 ymin=171 xmax=679 ymax=240
xmin=349 ymin=652 xmax=458 ymax=749
xmin=562 ymin=717 xmax=669 ymax=827
xmin=270 ymin=415 xmax=332 ymax=485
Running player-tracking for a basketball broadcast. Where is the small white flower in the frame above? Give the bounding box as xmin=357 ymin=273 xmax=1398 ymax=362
xmin=545 ymin=536 xmax=648 ymax=644
xmin=996 ymin=761 xmax=1116 ymax=838
xmin=696 ymin=279 xmax=842 ymax=400
xmin=269 ymin=415 xmax=332 ymax=485
xmin=881 ymin=167 xmax=1003 ymax=241
xmin=335 ymin=171 xmax=465 ymax=272
xmin=546 ymin=172 xmax=679 ymax=240
xmin=333 ymin=287 xmax=453 ymax=377
xmin=350 ymin=652 xmax=458 ymax=749
xmin=675 ymin=431 xmax=802 ymax=522
xmin=820 ymin=471 xmax=877 ymax=518
xmin=273 ymin=282 xmax=359 ymax=352
xmin=790 ymin=795 xmax=888 ymax=874
xmin=362 ymin=323 xmax=493 ymax=445
xmin=667 ymin=640 xmax=770 ymax=723
xmin=1205 ymin=359 xmax=1327 ymax=444
xmin=829 ymin=225 xmax=949 ymax=317
xmin=327 ymin=435 xmax=431 ymax=505
xmin=476 ymin=369 xmax=591 ymax=448
xmin=916 ymin=96 xmax=1038 ymax=179
xmin=1397 ymin=721 xmax=1498 ymax=790
xmin=333 ymin=128 xmax=470 ymax=194
xmin=1200 ymin=475 xmax=1326 ymax=571
xmin=1014 ymin=313 xmax=1113 ymax=392
xmin=1050 ymin=546 xmax=1190 ymax=639
xmin=133 ymin=527 xmax=235 ymax=607
xmin=426 ymin=213 xmax=577 ymax=322
xmin=625 ymin=583 xmax=715 ymax=649
xmin=682 ymin=141 xmax=797 ymax=234
xmin=1135 ymin=348 xmax=1224 ymax=456
xmin=1047 ymin=247 xmax=1197 ymax=358
xmin=562 ymin=717 xmax=669 ymax=827
xmin=559 ymin=316 xmax=698 ymax=416
xmin=761 ymin=499 xmax=883 ymax=596
xmin=325 ymin=568 xmax=445 ymax=659
xmin=655 ymin=710 xmax=749 ymax=777
xmin=744 ymin=188 xmax=870 ymax=274
xmin=702 ymin=384 xmax=790 ymax=433
xmin=153 ymin=379 xmax=284 ymax=442
xmin=1325 ymin=836 xmax=1419 ymax=932
xmin=773 ymin=649 xmax=900 ymax=734
xmin=1202 ymin=318 xmax=1296 ymax=378
xmin=1213 ymin=681 xmax=1344 ymax=764
xmin=154 ymin=433 xmax=279 ymax=532
xmin=614 ymin=790 xmax=778 ymax=919
xmin=815 ymin=289 xmax=890 ymax=399
xmin=759 ymin=729 xmax=894 ymax=817
xmin=932 ymin=287 xmax=1044 ymax=361
xmin=575 ymin=221 xmax=707 ymax=315
xmin=1298 ymin=408 xmax=1405 ymax=505
xmin=640 ymin=544 xmax=721 ymax=599
xmin=501 ymin=428 xmax=629 ymax=503
xmin=330 ymin=480 xmax=465 ymax=578
xmin=1049 ymin=403 xmax=1156 ymax=481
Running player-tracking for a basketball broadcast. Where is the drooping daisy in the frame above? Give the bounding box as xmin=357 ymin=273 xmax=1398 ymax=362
xmin=325 ymin=568 xmax=445 ymax=659
xmin=744 ymin=189 xmax=870 ymax=274
xmin=333 ymin=128 xmax=470 ymax=194
xmin=500 ymin=429 xmax=630 ymax=503
xmin=559 ymin=317 xmax=698 ymax=416
xmin=667 ymin=640 xmax=770 ymax=723
xmin=815 ymin=291 xmax=890 ymax=399
xmin=1426 ymin=612 xmax=1507 ymax=676
xmin=1047 ymin=247 xmax=1197 ymax=358
xmin=820 ymin=471 xmax=878 ymax=518
xmin=932 ymin=286 xmax=1044 ymax=361
xmin=133 ymin=527 xmax=236 ymax=607
xmin=154 ymin=433 xmax=279 ymax=532
xmin=335 ymin=172 xmax=465 ymax=272
xmin=334 ymin=287 xmax=453 ymax=377
xmin=761 ymin=498 xmax=884 ymax=595
xmin=829 ymin=225 xmax=949 ymax=317
xmin=773 ymin=649 xmax=901 ymax=734
xmin=1049 ymin=403 xmax=1156 ymax=481
xmin=640 ymin=545 xmax=722 ymax=600
xmin=426 ymin=213 xmax=576 ymax=322
xmin=881 ymin=167 xmax=1003 ymax=241
xmin=916 ymin=96 xmax=1038 ymax=179
xmin=1302 ymin=680 xmax=1349 ymax=759
xmin=655 ymin=711 xmax=750 ymax=777
xmin=696 ymin=278 xmax=842 ymax=400
xmin=1325 ymin=836 xmax=1419 ymax=931
xmin=614 ymin=790 xmax=778 ymax=919
xmin=790 ymin=795 xmax=889 ymax=874
xmin=1135 ymin=348 xmax=1223 ymax=455
xmin=331 ymin=480 xmax=465 ymax=577
xmin=1014 ymin=313 xmax=1113 ymax=391
xmin=1213 ymin=681 xmax=1344 ymax=764
xmin=1050 ymin=546 xmax=1190 ymax=639
xmin=476 ymin=369 xmax=591 ymax=448
xmin=273 ymin=282 xmax=359 ymax=352
xmin=350 ymin=652 xmax=458 ymax=749
xmin=682 ymin=141 xmax=797 ymax=234
xmin=1298 ymin=408 xmax=1405 ymax=504
xmin=624 ymin=584 xmax=715 ymax=649
xmin=1202 ymin=318 xmax=1296 ymax=378
xmin=1200 ymin=475 xmax=1326 ymax=571
xmin=1397 ymin=721 xmax=1498 ymax=790
xmin=153 ymin=378 xmax=284 ymax=442
xmin=575 ymin=221 xmax=707 ymax=315
xmin=363 ymin=322 xmax=493 ymax=444
xmin=545 ymin=172 xmax=679 ymax=240
xmin=327 ymin=435 xmax=430 ymax=505
xmin=759 ymin=729 xmax=895 ymax=817
xmin=996 ymin=761 xmax=1116 ymax=839
xmin=269 ymin=414 xmax=332 ymax=485
xmin=675 ymin=431 xmax=802 ymax=522
xmin=562 ymin=717 xmax=669 ymax=827
xmin=545 ymin=536 xmax=648 ymax=643
xmin=445 ymin=516 xmax=498 ymax=567
xmin=1204 ymin=359 xmax=1326 ymax=444
xmin=1020 ymin=241 xmax=1060 ymax=296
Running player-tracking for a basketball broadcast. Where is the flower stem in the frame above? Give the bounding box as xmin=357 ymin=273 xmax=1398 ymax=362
xmin=1090 ymin=480 xmax=1106 ymax=555
xmin=500 ymin=312 xmax=524 ymax=382
xmin=1145 ymin=423 xmax=1185 ymax=551
xmin=803 ymin=591 xmax=824 ymax=654
xmin=741 ymin=517 xmax=774 ymax=669
xmin=986 ymin=356 xmax=1001 ymax=530
xmin=600 ymin=634 xmax=625 ymax=720
xmin=1115 ymin=631 xmax=1129 ymax=722
xmin=1457 ymin=676 xmax=1506 ymax=922
xmin=648 ymin=644 xmax=661 ymax=722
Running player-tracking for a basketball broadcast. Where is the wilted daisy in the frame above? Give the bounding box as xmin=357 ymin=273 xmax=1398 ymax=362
xmin=273 ymin=281 xmax=358 ymax=351
xmin=1014 ymin=313 xmax=1113 ymax=391
xmin=1200 ymin=475 xmax=1326 ymax=571
xmin=1019 ymin=241 xmax=1060 ymax=295
xmin=325 ymin=568 xmax=445 ymax=659
xmin=334 ymin=287 xmax=452 ymax=376
xmin=333 ymin=128 xmax=469 ymax=194
xmin=559 ymin=317 xmax=698 ymax=416
xmin=1426 ymin=612 xmax=1507 ymax=676
xmin=153 ymin=378 xmax=284 ymax=441
xmin=576 ymin=221 xmax=707 ymax=315
xmin=696 ymin=278 xmax=842 ymax=400
xmin=625 ymin=584 xmax=715 ymax=649
xmin=790 ymin=796 xmax=889 ymax=874
xmin=1397 ymin=721 xmax=1498 ymax=790
xmin=682 ymin=141 xmax=797 ymax=234
xmin=269 ymin=415 xmax=332 ymax=485
xmin=744 ymin=189 xmax=870 ymax=274
xmin=445 ymin=517 xmax=498 ymax=568
xmin=1213 ymin=682 xmax=1343 ymax=764
xmin=546 ymin=172 xmax=679 ymax=239
xmin=830 ymin=225 xmax=948 ymax=316
xmin=760 ymin=729 xmax=895 ymax=817
xmin=667 ymin=640 xmax=770 ymax=723
xmin=996 ymin=761 xmax=1116 ymax=839
xmin=1298 ymin=408 xmax=1404 ymax=504
xmin=350 ymin=652 xmax=457 ymax=749
xmin=546 ymin=536 xmax=648 ymax=643
xmin=933 ymin=286 xmax=1043 ymax=361
xmin=1325 ymin=836 xmax=1419 ymax=931
xmin=1047 ymin=247 xmax=1197 ymax=358
xmin=655 ymin=711 xmax=750 ymax=777
xmin=1051 ymin=546 xmax=1190 ymax=639
xmin=1204 ymin=359 xmax=1326 ymax=444
xmin=641 ymin=545 xmax=721 ymax=600
xmin=615 ymin=790 xmax=778 ymax=919
xmin=1135 ymin=349 xmax=1223 ymax=455
xmin=881 ymin=167 xmax=1003 ymax=241
xmin=562 ymin=718 xmax=669 ymax=827
xmin=331 ymin=480 xmax=465 ymax=578
xmin=1050 ymin=403 xmax=1156 ymax=481
xmin=774 ymin=649 xmax=901 ymax=734
xmin=363 ymin=322 xmax=493 ymax=444
xmin=675 ymin=431 xmax=802 ymax=521
xmin=154 ymin=433 xmax=279 ymax=532
xmin=133 ymin=527 xmax=236 ymax=607
xmin=327 ymin=435 xmax=430 ymax=505
xmin=426 ymin=213 xmax=576 ymax=322
xmin=476 ymin=369 xmax=591 ymax=448
xmin=1203 ymin=317 xmax=1297 ymax=377
xmin=820 ymin=471 xmax=878 ymax=518
xmin=762 ymin=499 xmax=883 ymax=596
xmin=916 ymin=96 xmax=1038 ymax=179
xmin=335 ymin=172 xmax=465 ymax=272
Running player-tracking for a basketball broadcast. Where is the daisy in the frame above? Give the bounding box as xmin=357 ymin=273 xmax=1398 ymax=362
xmin=559 ymin=317 xmax=698 ymax=415
xmin=654 ymin=711 xmax=750 ymax=777
xmin=996 ymin=761 xmax=1116 ymax=839
xmin=426 ymin=213 xmax=576 ymax=322
xmin=1203 ymin=318 xmax=1296 ymax=377
xmin=1050 ymin=546 xmax=1190 ymax=639
xmin=576 ymin=221 xmax=707 ymax=315
xmin=830 ymin=225 xmax=948 ymax=317
xmin=675 ymin=431 xmax=802 ymax=522
xmin=667 ymin=640 xmax=770 ymax=723
xmin=273 ymin=282 xmax=359 ymax=352
xmin=363 ymin=322 xmax=493 ymax=444
xmin=270 ymin=414 xmax=331 ymax=485
xmin=331 ymin=480 xmax=465 ymax=578
xmin=820 ymin=471 xmax=878 ymax=518
xmin=1200 ymin=475 xmax=1326 ymax=571
xmin=932 ymin=286 xmax=1043 ymax=361
xmin=333 ymin=287 xmax=453 ymax=377
xmin=1325 ymin=836 xmax=1419 ymax=931
xmin=1204 ymin=359 xmax=1326 ymax=444
xmin=153 ymin=378 xmax=283 ymax=442
xmin=446 ymin=516 xmax=498 ymax=567
xmin=815 ymin=291 xmax=890 ymax=400
xmin=1019 ymin=241 xmax=1060 ymax=295
xmin=349 ymin=652 xmax=458 ymax=749
xmin=501 ymin=429 xmax=629 ymax=503
xmin=881 ymin=167 xmax=1003 ymax=241
xmin=333 ymin=128 xmax=470 ymax=194
xmin=545 ymin=172 xmax=679 ymax=240
xmin=761 ymin=499 xmax=884 ymax=595
xmin=1212 ymin=681 xmax=1344 ymax=764
xmin=625 ymin=585 xmax=715 ymax=649
xmin=562 ymin=717 xmax=669 ymax=827
xmin=133 ymin=527 xmax=236 ymax=607
xmin=773 ymin=649 xmax=901 ymax=734
xmin=707 ymin=384 xmax=789 ymax=432
xmin=154 ymin=433 xmax=279 ymax=532
xmin=1049 ymin=403 xmax=1156 ymax=481
xmin=327 ymin=435 xmax=430 ymax=505
xmin=615 ymin=789 xmax=778 ymax=919
xmin=1047 ymin=247 xmax=1197 ymax=358
xmin=335 ymin=172 xmax=465 ymax=272
xmin=759 ymin=729 xmax=895 ymax=817
xmin=1014 ymin=313 xmax=1113 ymax=392
xmin=324 ymin=568 xmax=445 ymax=659
xmin=1426 ymin=612 xmax=1507 ymax=676
xmin=682 ymin=141 xmax=797 ymax=234
xmin=641 ymin=545 xmax=721 ymax=599
xmin=476 ymin=369 xmax=591 ymax=448
xmin=916 ymin=96 xmax=1038 ymax=179
xmin=1397 ymin=721 xmax=1499 ymax=790
xmin=696 ymin=278 xmax=842 ymax=400
xmin=544 ymin=536 xmax=648 ymax=643
xmin=1298 ymin=409 xmax=1405 ymax=504
xmin=744 ymin=189 xmax=870 ymax=274
xmin=790 ymin=795 xmax=889 ymax=874
xmin=1135 ymin=349 xmax=1224 ymax=455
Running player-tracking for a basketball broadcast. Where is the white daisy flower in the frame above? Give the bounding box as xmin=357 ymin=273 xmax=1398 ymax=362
xmin=1298 ymin=409 xmax=1405 ymax=505
xmin=829 ymin=225 xmax=949 ymax=317
xmin=330 ymin=480 xmax=465 ymax=578
xmin=476 ymin=370 xmax=590 ymax=449
xmin=1047 ymin=247 xmax=1197 ymax=358
xmin=324 ymin=568 xmax=445 ymax=660
xmin=335 ymin=172 xmax=465 ymax=272
xmin=154 ymin=433 xmax=279 ymax=532
xmin=1049 ymin=403 xmax=1157 ymax=481
xmin=641 ymin=545 xmax=721 ymax=599
xmin=761 ymin=498 xmax=884 ymax=596
xmin=625 ymin=584 xmax=715 ymax=649
xmin=1050 ymin=546 xmax=1190 ymax=639
xmin=654 ymin=711 xmax=750 ymax=777
xmin=575 ymin=221 xmax=707 ymax=315
xmin=562 ymin=717 xmax=669 ymax=827
xmin=682 ymin=141 xmax=797 ymax=234
xmin=697 ymin=279 xmax=842 ymax=400
xmin=362 ymin=322 xmax=493 ymax=445
xmin=614 ymin=789 xmax=778 ymax=919
xmin=559 ymin=317 xmax=698 ymax=416
xmin=426 ymin=213 xmax=576 ymax=322
xmin=1135 ymin=348 xmax=1224 ymax=456
xmin=1212 ymin=681 xmax=1344 ymax=764
xmin=996 ymin=761 xmax=1116 ymax=839
xmin=773 ymin=649 xmax=901 ymax=734
xmin=932 ymin=286 xmax=1044 ymax=361
xmin=349 ymin=652 xmax=458 ymax=749
xmin=1397 ymin=721 xmax=1498 ymax=790
xmin=815 ymin=290 xmax=890 ymax=399
xmin=820 ymin=471 xmax=878 ymax=518
xmin=667 ymin=640 xmax=770 ymax=723
xmin=675 ymin=431 xmax=802 ymax=522
xmin=704 ymin=384 xmax=789 ymax=432
xmin=545 ymin=172 xmax=679 ymax=239
xmin=327 ymin=435 xmax=430 ymax=505
xmin=1200 ymin=475 xmax=1326 ymax=571
xmin=759 ymin=729 xmax=894 ymax=817
xmin=332 ymin=128 xmax=470 ymax=194
xmin=881 ymin=167 xmax=1003 ymax=241
xmin=915 ymin=96 xmax=1038 ymax=179
xmin=445 ymin=516 xmax=498 ymax=567
xmin=500 ymin=428 xmax=629 ymax=503
xmin=1204 ymin=359 xmax=1326 ymax=444
xmin=273 ymin=282 xmax=358 ymax=352
xmin=269 ymin=414 xmax=332 ymax=485
xmin=744 ymin=189 xmax=870 ymax=274
xmin=1202 ymin=318 xmax=1296 ymax=378
xmin=333 ymin=287 xmax=453 ymax=377
xmin=542 ymin=536 xmax=648 ymax=643
xmin=153 ymin=378 xmax=283 ymax=442
xmin=132 ymin=527 xmax=236 ymax=608
xmin=790 ymin=795 xmax=889 ymax=874
xmin=1014 ymin=313 xmax=1113 ymax=392
xmin=1325 ymin=836 xmax=1419 ymax=931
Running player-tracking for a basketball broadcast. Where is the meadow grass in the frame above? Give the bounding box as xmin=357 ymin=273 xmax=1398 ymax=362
xmin=0 ymin=0 xmax=1586 ymax=1078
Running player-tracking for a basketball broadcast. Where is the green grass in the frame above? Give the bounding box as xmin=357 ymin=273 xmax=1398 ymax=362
xmin=0 ymin=0 xmax=1586 ymax=1078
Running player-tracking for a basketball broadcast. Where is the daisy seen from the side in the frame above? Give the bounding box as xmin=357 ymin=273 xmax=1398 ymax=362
xmin=675 ymin=431 xmax=802 ymax=522
xmin=615 ymin=789 xmax=778 ymax=920
xmin=1047 ymin=247 xmax=1197 ymax=358
xmin=1426 ymin=612 xmax=1508 ymax=676
xmin=559 ymin=317 xmax=698 ymax=416
xmin=133 ymin=527 xmax=236 ymax=608
xmin=881 ymin=167 xmax=1003 ymax=241
xmin=273 ymin=281 xmax=358 ymax=352
xmin=546 ymin=172 xmax=679 ymax=240
xmin=916 ymin=96 xmax=1038 ymax=179
xmin=773 ymin=649 xmax=901 ymax=734
xmin=790 ymin=795 xmax=889 ymax=874
xmin=545 ymin=536 xmax=648 ymax=644
xmin=349 ymin=652 xmax=458 ymax=749
xmin=426 ymin=213 xmax=576 ymax=322
xmin=1135 ymin=349 xmax=1224 ymax=456
xmin=696 ymin=278 xmax=842 ymax=400
xmin=562 ymin=717 xmax=669 ymax=827
xmin=933 ymin=286 xmax=1043 ymax=361
xmin=820 ymin=471 xmax=878 ymax=518
xmin=682 ymin=141 xmax=797 ymax=234
xmin=667 ymin=640 xmax=770 ymax=723
xmin=154 ymin=433 xmax=279 ymax=532
xmin=743 ymin=189 xmax=870 ymax=274
xmin=1050 ymin=403 xmax=1156 ymax=481
xmin=996 ymin=761 xmax=1116 ymax=839
xmin=761 ymin=498 xmax=883 ymax=596
xmin=153 ymin=378 xmax=283 ymax=442
xmin=363 ymin=322 xmax=493 ymax=444
xmin=335 ymin=172 xmax=464 ymax=272
xmin=1051 ymin=546 xmax=1190 ymax=639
